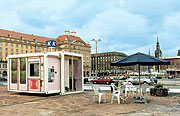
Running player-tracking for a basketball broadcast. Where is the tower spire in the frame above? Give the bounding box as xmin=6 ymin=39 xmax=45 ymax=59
xmin=157 ymin=35 xmax=159 ymax=44
xmin=155 ymin=35 xmax=162 ymax=58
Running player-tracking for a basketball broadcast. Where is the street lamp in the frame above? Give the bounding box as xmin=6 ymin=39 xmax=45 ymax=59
xmin=66 ymin=31 xmax=76 ymax=52
xmin=91 ymin=39 xmax=102 ymax=77
xmin=34 ymin=38 xmax=37 ymax=53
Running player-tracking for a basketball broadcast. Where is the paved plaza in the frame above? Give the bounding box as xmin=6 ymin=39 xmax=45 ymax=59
xmin=0 ymin=85 xmax=180 ymax=116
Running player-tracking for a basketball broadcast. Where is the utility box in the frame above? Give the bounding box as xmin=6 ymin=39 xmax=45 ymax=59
xmin=7 ymin=51 xmax=83 ymax=95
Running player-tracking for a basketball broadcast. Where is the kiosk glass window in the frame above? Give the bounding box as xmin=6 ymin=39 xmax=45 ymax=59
xmin=30 ymin=63 xmax=39 ymax=77
xmin=11 ymin=58 xmax=17 ymax=83
xmin=20 ymin=58 xmax=26 ymax=84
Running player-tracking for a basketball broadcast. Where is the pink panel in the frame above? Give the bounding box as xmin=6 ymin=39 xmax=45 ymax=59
xmin=40 ymin=56 xmax=44 ymax=92
xmin=64 ymin=59 xmax=68 ymax=85
xmin=74 ymin=60 xmax=82 ymax=91
xmin=48 ymin=56 xmax=61 ymax=92
xmin=19 ymin=84 xmax=27 ymax=90
xmin=41 ymin=57 xmax=44 ymax=63
xmin=10 ymin=83 xmax=17 ymax=90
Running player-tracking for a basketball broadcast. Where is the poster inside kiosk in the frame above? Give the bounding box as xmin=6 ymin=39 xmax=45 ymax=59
xmin=7 ymin=51 xmax=83 ymax=95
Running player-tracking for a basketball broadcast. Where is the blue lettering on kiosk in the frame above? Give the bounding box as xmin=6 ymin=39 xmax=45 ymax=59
xmin=46 ymin=40 xmax=56 ymax=47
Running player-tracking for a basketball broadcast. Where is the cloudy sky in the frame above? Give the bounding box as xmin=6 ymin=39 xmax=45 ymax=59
xmin=0 ymin=0 xmax=180 ymax=56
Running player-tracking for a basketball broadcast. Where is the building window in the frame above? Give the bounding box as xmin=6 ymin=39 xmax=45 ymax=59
xmin=6 ymin=48 xmax=8 ymax=51
xmin=11 ymin=49 xmax=13 ymax=52
xmin=5 ymin=43 xmax=8 ymax=46
xmin=3 ymin=64 xmax=6 ymax=68
xmin=11 ymin=43 xmax=13 ymax=47
xmin=6 ymin=52 xmax=8 ymax=57
xmin=21 ymin=50 xmax=23 ymax=54
xmin=26 ymin=45 xmax=28 ymax=49
xmin=0 ymin=53 xmax=2 ymax=57
xmin=0 ymin=42 xmax=2 ymax=46
xmin=37 ymin=47 xmax=40 ymax=52
xmin=0 ymin=47 xmax=2 ymax=51
xmin=16 ymin=44 xmax=18 ymax=48
xmin=31 ymin=46 xmax=32 ymax=49
xmin=26 ymin=50 xmax=28 ymax=53
xmin=16 ymin=49 xmax=18 ymax=53
xmin=21 ymin=44 xmax=23 ymax=48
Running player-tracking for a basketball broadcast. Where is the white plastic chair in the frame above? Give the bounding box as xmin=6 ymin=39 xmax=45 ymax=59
xmin=124 ymin=81 xmax=135 ymax=96
xmin=92 ymin=85 xmax=106 ymax=104
xmin=111 ymin=83 xmax=125 ymax=104
xmin=141 ymin=83 xmax=149 ymax=96
xmin=136 ymin=83 xmax=149 ymax=96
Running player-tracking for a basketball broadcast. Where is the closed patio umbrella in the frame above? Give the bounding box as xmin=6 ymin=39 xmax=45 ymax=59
xmin=110 ymin=52 xmax=170 ymax=95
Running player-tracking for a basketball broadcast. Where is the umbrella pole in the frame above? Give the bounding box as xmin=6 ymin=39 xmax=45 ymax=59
xmin=138 ymin=64 xmax=141 ymax=96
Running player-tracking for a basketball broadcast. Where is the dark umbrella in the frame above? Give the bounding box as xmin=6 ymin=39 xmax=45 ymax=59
xmin=110 ymin=52 xmax=170 ymax=95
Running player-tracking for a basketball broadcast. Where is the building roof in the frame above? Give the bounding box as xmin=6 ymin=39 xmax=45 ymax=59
xmin=0 ymin=28 xmax=55 ymax=43
xmin=0 ymin=28 xmax=88 ymax=46
xmin=162 ymin=56 xmax=180 ymax=59
xmin=57 ymin=35 xmax=87 ymax=45
xmin=91 ymin=51 xmax=127 ymax=57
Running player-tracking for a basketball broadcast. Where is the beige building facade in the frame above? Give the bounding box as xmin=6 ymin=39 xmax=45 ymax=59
xmin=0 ymin=29 xmax=91 ymax=77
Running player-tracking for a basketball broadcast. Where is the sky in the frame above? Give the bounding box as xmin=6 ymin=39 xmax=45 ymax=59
xmin=0 ymin=0 xmax=180 ymax=57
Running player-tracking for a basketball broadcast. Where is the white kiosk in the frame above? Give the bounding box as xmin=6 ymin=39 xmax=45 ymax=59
xmin=7 ymin=51 xmax=83 ymax=95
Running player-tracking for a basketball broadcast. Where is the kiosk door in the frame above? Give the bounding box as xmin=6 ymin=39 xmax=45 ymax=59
xmin=28 ymin=60 xmax=41 ymax=91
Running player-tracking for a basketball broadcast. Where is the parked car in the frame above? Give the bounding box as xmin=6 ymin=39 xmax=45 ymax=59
xmin=176 ymin=75 xmax=180 ymax=78
xmin=119 ymin=76 xmax=127 ymax=80
xmin=83 ymin=77 xmax=89 ymax=84
xmin=156 ymin=74 xmax=162 ymax=79
xmin=92 ymin=77 xmax=114 ymax=84
xmin=126 ymin=76 xmax=153 ymax=85
xmin=168 ymin=75 xmax=174 ymax=79
xmin=111 ymin=76 xmax=127 ymax=80
xmin=88 ymin=76 xmax=97 ymax=82
xmin=150 ymin=76 xmax=158 ymax=84
xmin=0 ymin=77 xmax=7 ymax=82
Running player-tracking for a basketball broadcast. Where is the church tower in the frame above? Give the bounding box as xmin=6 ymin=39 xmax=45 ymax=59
xmin=154 ymin=35 xmax=162 ymax=58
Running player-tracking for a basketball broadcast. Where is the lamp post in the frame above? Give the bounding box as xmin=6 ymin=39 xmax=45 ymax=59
xmin=66 ymin=31 xmax=76 ymax=52
xmin=91 ymin=39 xmax=102 ymax=77
xmin=65 ymin=31 xmax=77 ymax=91
xmin=34 ymin=38 xmax=37 ymax=53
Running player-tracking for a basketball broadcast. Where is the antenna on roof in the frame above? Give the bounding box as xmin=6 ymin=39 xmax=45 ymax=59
xmin=34 ymin=38 xmax=37 ymax=43
xmin=71 ymin=31 xmax=76 ymax=36
xmin=64 ymin=30 xmax=70 ymax=35
xmin=8 ymin=34 xmax=11 ymax=38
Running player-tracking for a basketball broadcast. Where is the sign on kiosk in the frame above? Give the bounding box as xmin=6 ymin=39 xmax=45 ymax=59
xmin=30 ymin=80 xmax=39 ymax=89
xmin=46 ymin=40 xmax=56 ymax=48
